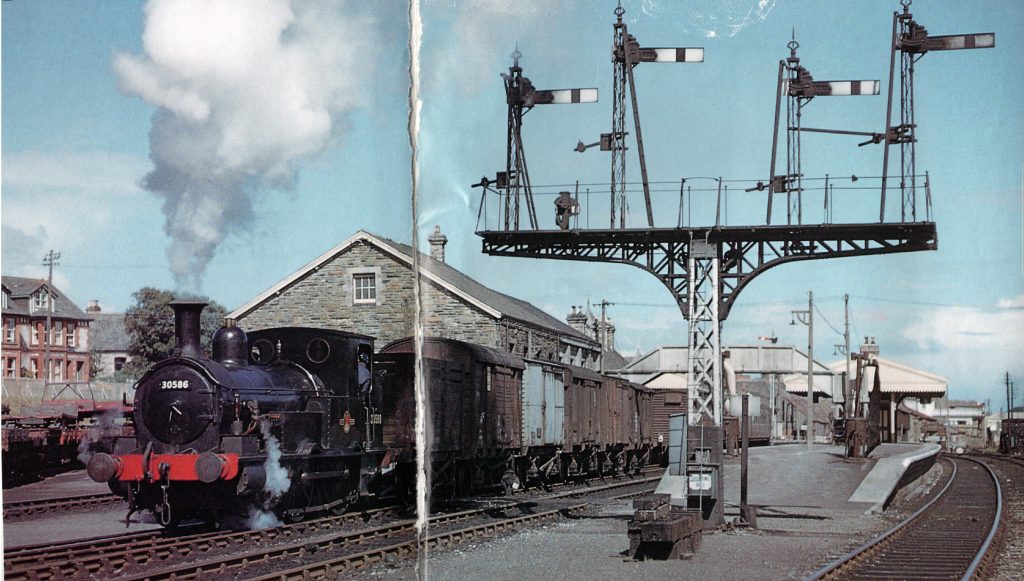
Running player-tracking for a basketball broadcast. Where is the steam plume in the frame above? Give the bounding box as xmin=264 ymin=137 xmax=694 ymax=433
xmin=77 ymin=408 xmax=124 ymax=465
xmin=115 ymin=0 xmax=377 ymax=287
xmin=243 ymin=419 xmax=291 ymax=530
xmin=258 ymin=419 xmax=292 ymax=497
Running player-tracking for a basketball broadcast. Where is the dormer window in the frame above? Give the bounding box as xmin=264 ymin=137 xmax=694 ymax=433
xmin=2 ymin=291 xmax=8 ymax=309
xmin=32 ymin=290 xmax=49 ymax=311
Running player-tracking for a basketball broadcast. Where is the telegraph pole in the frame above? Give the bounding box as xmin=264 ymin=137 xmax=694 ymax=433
xmin=598 ymin=300 xmax=614 ymax=373
xmin=42 ymin=250 xmax=61 ymax=386
xmin=1007 ymin=372 xmax=1014 ymax=421
xmin=844 ymin=294 xmax=850 ymax=417
xmin=807 ymin=291 xmax=814 ymax=449
xmin=791 ymin=292 xmax=814 ymax=448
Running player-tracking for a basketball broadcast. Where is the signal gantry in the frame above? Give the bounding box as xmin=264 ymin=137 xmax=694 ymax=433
xmin=473 ymin=2 xmax=993 ymax=527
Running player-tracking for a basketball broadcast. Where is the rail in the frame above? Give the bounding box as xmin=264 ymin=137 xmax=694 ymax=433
xmin=803 ymin=456 xmax=1001 ymax=580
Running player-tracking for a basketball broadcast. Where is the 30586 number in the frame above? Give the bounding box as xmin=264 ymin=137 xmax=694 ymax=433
xmin=160 ymin=380 xmax=190 ymax=390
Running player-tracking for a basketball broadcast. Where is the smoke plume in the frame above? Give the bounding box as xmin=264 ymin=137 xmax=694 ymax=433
xmin=114 ymin=0 xmax=378 ymax=288
xmin=77 ymin=408 xmax=124 ymax=465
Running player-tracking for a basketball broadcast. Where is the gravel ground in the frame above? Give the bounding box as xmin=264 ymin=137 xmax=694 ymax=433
xmin=357 ymin=496 xmax=888 ymax=581
xmin=986 ymin=458 xmax=1024 ymax=581
xmin=356 ymin=445 xmax=923 ymax=580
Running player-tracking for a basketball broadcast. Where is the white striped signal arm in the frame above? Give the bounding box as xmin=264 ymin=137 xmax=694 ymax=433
xmin=810 ymin=80 xmax=881 ymax=96
xmin=645 ymin=47 xmax=705 ymax=63
xmin=924 ymin=33 xmax=995 ymax=51
xmin=531 ymin=88 xmax=599 ymax=105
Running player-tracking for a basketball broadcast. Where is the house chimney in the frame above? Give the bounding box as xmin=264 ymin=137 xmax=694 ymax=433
xmin=604 ymin=317 xmax=616 ymax=351
xmin=86 ymin=300 xmax=101 ymax=313
xmin=860 ymin=336 xmax=880 ymax=357
xmin=566 ymin=305 xmax=588 ymax=335
xmin=428 ymin=225 xmax=448 ymax=263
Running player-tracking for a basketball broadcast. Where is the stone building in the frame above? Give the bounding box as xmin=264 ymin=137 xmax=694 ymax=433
xmin=1 ymin=275 xmax=91 ymax=382
xmin=230 ymin=229 xmax=602 ymax=369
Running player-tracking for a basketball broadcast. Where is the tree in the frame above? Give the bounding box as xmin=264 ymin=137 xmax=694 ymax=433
xmin=89 ymin=349 xmax=104 ymax=379
xmin=123 ymin=287 xmax=228 ymax=377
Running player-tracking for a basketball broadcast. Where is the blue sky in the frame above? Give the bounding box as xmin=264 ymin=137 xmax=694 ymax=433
xmin=3 ymin=1 xmax=1022 ymax=406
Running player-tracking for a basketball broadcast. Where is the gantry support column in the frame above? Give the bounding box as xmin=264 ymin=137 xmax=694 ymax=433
xmin=686 ymin=240 xmax=725 ymax=527
xmin=687 ymin=241 xmax=722 ymax=427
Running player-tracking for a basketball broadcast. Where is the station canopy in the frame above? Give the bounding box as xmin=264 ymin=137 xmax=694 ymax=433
xmin=826 ymin=356 xmax=947 ymax=398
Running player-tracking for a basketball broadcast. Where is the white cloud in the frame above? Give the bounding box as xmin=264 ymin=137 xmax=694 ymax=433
xmin=902 ymin=297 xmax=1024 ymax=354
xmin=1 ymin=150 xmax=152 ymax=241
xmin=3 ymin=151 xmax=149 ymax=197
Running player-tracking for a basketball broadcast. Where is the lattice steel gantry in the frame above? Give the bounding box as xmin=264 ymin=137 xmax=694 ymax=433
xmin=473 ymin=2 xmax=990 ymax=527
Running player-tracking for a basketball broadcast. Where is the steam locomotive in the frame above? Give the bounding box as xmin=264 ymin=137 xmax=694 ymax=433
xmin=87 ymin=301 xmax=657 ymax=526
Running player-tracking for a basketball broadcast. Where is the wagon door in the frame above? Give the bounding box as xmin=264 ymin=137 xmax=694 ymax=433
xmin=543 ymin=366 xmax=564 ymax=447
xmin=523 ymin=362 xmax=545 ymax=447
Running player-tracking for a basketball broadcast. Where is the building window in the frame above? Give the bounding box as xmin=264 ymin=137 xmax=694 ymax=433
xmin=31 ymin=325 xmax=39 ymax=345
xmin=5 ymin=358 xmax=15 ymax=378
xmin=53 ymin=322 xmax=63 ymax=346
xmin=32 ymin=290 xmax=49 ymax=311
xmin=53 ymin=360 xmax=63 ymax=382
xmin=67 ymin=325 xmax=75 ymax=347
xmin=75 ymin=361 xmax=84 ymax=381
xmin=114 ymin=357 xmax=126 ymax=372
xmin=2 ymin=291 xmax=7 ymax=309
xmin=29 ymin=359 xmax=38 ymax=378
xmin=4 ymin=318 xmax=13 ymax=343
xmin=353 ymin=273 xmax=376 ymax=304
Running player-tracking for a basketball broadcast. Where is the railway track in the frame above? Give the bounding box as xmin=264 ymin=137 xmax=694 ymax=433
xmin=2 ymin=492 xmax=121 ymax=519
xmin=8 ymin=475 xmax=656 ymax=581
xmin=805 ymin=456 xmax=1002 ymax=580
xmin=966 ymin=454 xmax=1024 ymax=580
xmin=2 ymin=505 xmax=403 ymax=580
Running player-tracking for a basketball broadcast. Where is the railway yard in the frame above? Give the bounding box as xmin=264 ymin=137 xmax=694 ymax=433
xmin=2 ymin=1 xmax=1021 ymax=579
xmin=4 ymin=444 xmax=1023 ymax=580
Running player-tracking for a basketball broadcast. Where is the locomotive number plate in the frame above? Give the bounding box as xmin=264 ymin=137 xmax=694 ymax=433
xmin=160 ymin=380 xmax=191 ymax=390
xmin=370 ymin=413 xmax=382 ymax=424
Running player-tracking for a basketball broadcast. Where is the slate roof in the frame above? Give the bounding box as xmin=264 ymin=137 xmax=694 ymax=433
xmin=601 ymin=349 xmax=629 ymax=371
xmin=381 ymin=236 xmax=590 ymax=342
xmin=89 ymin=312 xmax=129 ymax=352
xmin=230 ymin=230 xmax=594 ymax=345
xmin=2 ymin=275 xmax=90 ymax=321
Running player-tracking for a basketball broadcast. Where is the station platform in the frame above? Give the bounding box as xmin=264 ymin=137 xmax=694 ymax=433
xmin=414 ymin=443 xmax=944 ymax=580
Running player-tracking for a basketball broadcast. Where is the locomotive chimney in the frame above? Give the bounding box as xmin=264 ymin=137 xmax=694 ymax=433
xmin=170 ymin=299 xmax=207 ymax=359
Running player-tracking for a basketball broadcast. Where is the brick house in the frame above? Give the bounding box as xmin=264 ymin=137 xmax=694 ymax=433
xmin=230 ymin=229 xmax=602 ymax=369
xmin=1 ymin=276 xmax=91 ymax=382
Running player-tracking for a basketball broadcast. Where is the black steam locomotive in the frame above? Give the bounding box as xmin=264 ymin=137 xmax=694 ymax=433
xmin=88 ymin=301 xmax=656 ymax=526
xmin=87 ymin=301 xmax=390 ymax=525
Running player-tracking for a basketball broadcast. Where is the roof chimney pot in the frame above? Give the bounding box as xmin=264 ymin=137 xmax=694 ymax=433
xmin=428 ymin=225 xmax=448 ymax=263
